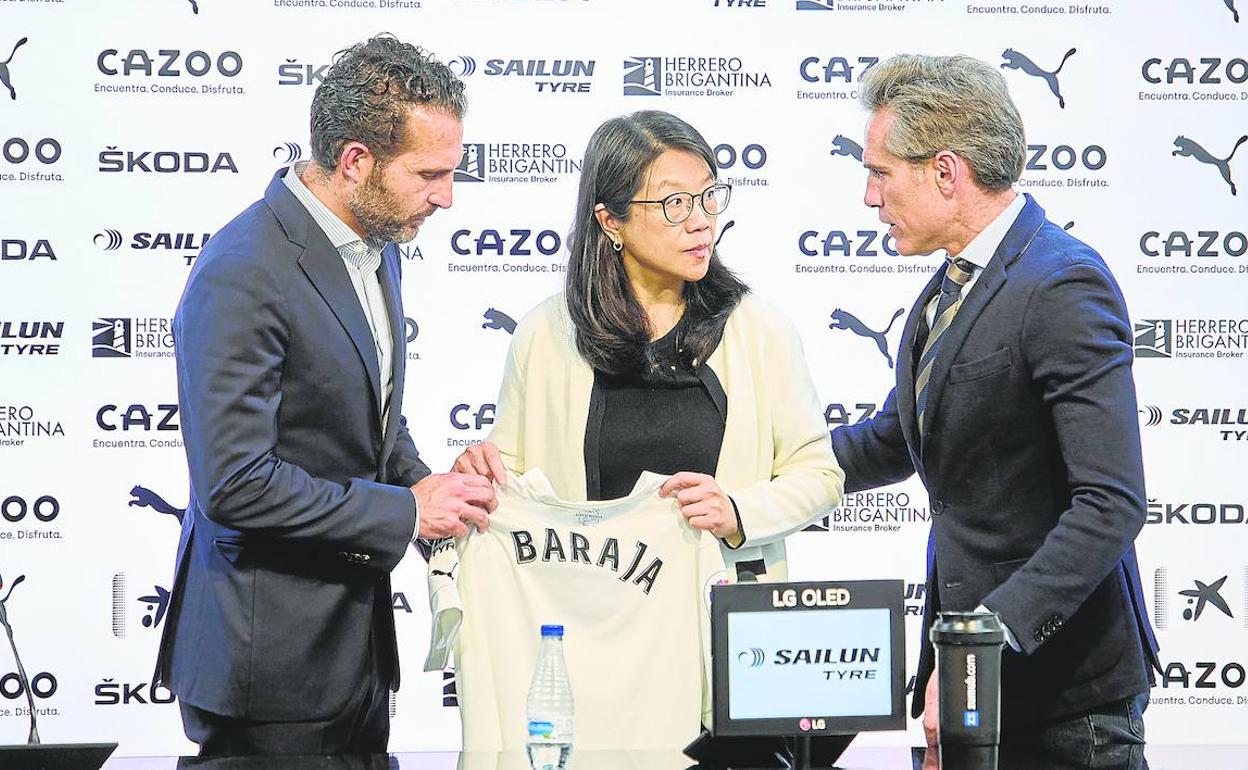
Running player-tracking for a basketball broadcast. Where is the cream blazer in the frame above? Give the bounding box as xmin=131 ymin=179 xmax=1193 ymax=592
xmin=487 ymin=292 xmax=843 ymax=581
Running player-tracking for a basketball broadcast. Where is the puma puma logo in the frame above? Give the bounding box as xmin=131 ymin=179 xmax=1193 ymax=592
xmin=829 ymin=308 xmax=905 ymax=369
xmin=430 ymin=563 xmax=458 ymax=579
xmin=1001 ymin=47 xmax=1076 ymax=108
xmin=830 ymin=135 xmax=863 ymax=161
xmin=129 ymin=485 xmax=186 ymax=526
xmin=1173 ymin=135 xmax=1247 ymax=195
xmin=1 ymin=37 xmax=29 ymax=101
xmin=482 ymin=308 xmax=516 ymax=334
xmin=1223 ymin=0 xmax=1240 ymax=22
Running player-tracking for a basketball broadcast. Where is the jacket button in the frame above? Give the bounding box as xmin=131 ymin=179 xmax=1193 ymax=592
xmin=932 ymin=500 xmax=945 ymax=515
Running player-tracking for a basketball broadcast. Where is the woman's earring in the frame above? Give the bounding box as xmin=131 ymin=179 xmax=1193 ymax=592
xmin=611 ymin=239 xmax=623 ymax=252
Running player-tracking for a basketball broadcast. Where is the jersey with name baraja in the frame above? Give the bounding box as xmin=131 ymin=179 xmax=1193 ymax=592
xmin=427 ymin=469 xmax=727 ymax=751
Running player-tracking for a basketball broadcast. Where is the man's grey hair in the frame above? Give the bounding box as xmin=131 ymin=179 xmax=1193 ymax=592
xmin=859 ymin=54 xmax=1024 ymax=190
xmin=310 ymin=34 xmax=466 ymax=171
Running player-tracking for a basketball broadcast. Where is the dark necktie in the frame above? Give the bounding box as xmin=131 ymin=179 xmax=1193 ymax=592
xmin=914 ymin=257 xmax=975 ymax=435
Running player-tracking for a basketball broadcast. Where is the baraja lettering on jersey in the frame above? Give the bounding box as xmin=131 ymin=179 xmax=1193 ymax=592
xmin=511 ymin=529 xmax=664 ymax=594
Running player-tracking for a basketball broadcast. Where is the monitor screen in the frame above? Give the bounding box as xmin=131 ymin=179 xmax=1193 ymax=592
xmin=711 ymin=580 xmax=906 ymax=737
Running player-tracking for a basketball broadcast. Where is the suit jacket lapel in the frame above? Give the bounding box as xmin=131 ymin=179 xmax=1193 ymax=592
xmin=266 ymin=170 xmax=384 ymax=419
xmin=378 ymin=244 xmax=405 ymax=462
xmin=898 ymin=265 xmax=946 ymax=453
xmin=917 ymin=195 xmax=1047 ymax=448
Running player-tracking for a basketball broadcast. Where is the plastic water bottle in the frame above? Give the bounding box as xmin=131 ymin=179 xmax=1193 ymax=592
xmin=526 ymin=624 xmax=574 ymax=770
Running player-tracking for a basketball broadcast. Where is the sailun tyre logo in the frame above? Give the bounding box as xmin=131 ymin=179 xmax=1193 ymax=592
xmin=95 ymin=230 xmax=124 ymax=251
xmin=273 ymin=142 xmax=302 ymax=165
xmin=738 ymin=647 xmax=766 ymax=667
xmin=1140 ymin=405 xmax=1164 ymax=427
xmin=449 ymin=56 xmax=476 ymax=77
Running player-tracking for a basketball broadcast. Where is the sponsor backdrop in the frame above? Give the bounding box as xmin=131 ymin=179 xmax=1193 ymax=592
xmin=1 ymin=0 xmax=1245 ymax=756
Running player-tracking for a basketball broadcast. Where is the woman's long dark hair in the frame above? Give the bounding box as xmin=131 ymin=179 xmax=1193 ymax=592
xmin=565 ymin=110 xmax=749 ymax=378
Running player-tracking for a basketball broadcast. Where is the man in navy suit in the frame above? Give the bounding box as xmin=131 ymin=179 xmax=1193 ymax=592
xmin=830 ymin=54 xmax=1160 ymax=761
xmin=156 ymin=35 xmax=494 ymax=755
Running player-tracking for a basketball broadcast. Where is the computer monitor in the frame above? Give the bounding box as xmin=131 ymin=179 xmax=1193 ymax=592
xmin=711 ymin=579 xmax=906 ymax=738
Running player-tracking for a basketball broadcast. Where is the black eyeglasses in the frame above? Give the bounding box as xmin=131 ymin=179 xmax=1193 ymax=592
xmin=628 ymin=183 xmax=732 ymax=224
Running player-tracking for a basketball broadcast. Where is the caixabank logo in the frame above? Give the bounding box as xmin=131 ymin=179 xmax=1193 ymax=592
xmin=1138 ymin=403 xmax=1248 ymax=442
xmin=1152 ymin=569 xmax=1248 ymax=709
xmin=1133 ymin=317 xmax=1248 ymax=360
xmin=796 ymin=55 xmax=879 ymax=102
xmin=91 ymin=317 xmax=175 ymax=359
xmin=0 ymin=320 xmax=62 ymax=357
xmin=623 ymin=55 xmax=771 ymax=98
xmin=1138 ymin=56 xmax=1247 ymax=104
xmin=1136 ymin=229 xmax=1247 ymax=279
xmin=1153 ymin=567 xmax=1246 ymax=631
xmin=110 ymin=572 xmax=172 ymax=638
xmin=1 ymin=236 xmax=56 ymax=263
xmin=1 ymin=494 xmax=63 ymax=544
xmin=95 ymin=228 xmax=212 ymax=267
xmin=94 ymin=47 xmax=245 ymax=96
xmin=0 ymin=405 xmax=65 ymax=447
xmin=0 ymin=136 xmax=65 ymax=184
xmin=447 ymin=225 xmax=567 ymax=277
xmin=448 ymin=56 xmax=593 ymax=94
xmin=454 ymin=140 xmax=582 ymax=185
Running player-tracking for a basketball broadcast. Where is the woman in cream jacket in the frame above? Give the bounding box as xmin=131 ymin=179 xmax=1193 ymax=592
xmin=454 ymin=110 xmax=842 ymax=585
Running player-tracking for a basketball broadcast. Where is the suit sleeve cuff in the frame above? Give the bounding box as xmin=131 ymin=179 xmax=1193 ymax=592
xmin=977 ymin=603 xmax=1021 ymax=652
xmin=719 ymin=495 xmax=746 ymax=550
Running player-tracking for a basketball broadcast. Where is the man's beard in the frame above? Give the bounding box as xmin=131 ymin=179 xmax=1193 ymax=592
xmin=348 ymin=166 xmax=424 ymax=244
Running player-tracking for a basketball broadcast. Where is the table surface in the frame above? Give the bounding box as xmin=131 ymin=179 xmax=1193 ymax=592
xmin=93 ymin=744 xmax=1248 ymax=770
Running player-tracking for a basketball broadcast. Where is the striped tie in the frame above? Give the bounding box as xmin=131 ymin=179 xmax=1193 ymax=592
xmin=915 ymin=257 xmax=975 ymax=435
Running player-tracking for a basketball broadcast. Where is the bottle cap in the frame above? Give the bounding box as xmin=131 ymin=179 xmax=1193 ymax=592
xmin=930 ymin=611 xmax=1005 ymax=645
xmin=540 ymin=624 xmax=564 ymax=637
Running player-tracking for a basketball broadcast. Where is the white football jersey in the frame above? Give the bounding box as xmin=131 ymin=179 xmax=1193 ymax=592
xmin=426 ymin=469 xmax=728 ymax=751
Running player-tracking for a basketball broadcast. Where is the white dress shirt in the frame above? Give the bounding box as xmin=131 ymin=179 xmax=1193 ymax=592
xmin=283 ymin=162 xmax=394 ymax=432
xmin=923 ymin=192 xmax=1026 ymax=328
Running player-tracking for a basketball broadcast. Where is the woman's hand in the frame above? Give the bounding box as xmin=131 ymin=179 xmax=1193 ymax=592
xmin=660 ymin=472 xmax=739 ymax=540
xmin=451 ymin=440 xmax=509 ymax=487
